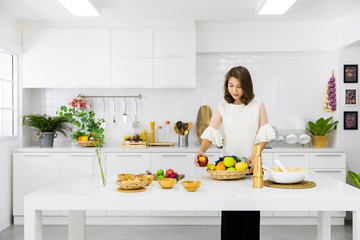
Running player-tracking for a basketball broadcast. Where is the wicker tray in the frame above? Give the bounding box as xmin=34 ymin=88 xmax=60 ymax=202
xmin=77 ymin=141 xmax=98 ymax=147
xmin=207 ymin=169 xmax=248 ymax=180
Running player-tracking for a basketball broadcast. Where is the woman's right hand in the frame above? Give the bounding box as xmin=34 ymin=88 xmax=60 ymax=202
xmin=194 ymin=152 xmax=206 ymax=167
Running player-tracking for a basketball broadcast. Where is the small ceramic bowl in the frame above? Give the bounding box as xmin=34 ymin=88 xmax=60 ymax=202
xmin=264 ymin=167 xmax=309 ymax=184
xmin=158 ymin=178 xmax=176 ymax=189
xmin=182 ymin=181 xmax=201 ymax=192
xmin=298 ymin=134 xmax=311 ymax=144
xmin=285 ymin=134 xmax=298 ymax=144
xmin=117 ymin=174 xmax=135 ymax=181
xmin=136 ymin=175 xmax=154 ymax=186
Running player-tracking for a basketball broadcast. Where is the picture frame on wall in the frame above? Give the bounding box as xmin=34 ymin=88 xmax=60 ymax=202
xmin=344 ymin=88 xmax=358 ymax=106
xmin=344 ymin=111 xmax=358 ymax=130
xmin=344 ymin=65 xmax=358 ymax=83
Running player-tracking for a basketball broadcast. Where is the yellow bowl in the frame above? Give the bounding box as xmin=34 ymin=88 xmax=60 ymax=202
xmin=182 ymin=180 xmax=201 ymax=192
xmin=136 ymin=175 xmax=154 ymax=186
xmin=158 ymin=178 xmax=176 ymax=189
xmin=117 ymin=174 xmax=135 ymax=181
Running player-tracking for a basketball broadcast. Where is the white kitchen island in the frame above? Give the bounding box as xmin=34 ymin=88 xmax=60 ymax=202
xmin=24 ymin=174 xmax=360 ymax=240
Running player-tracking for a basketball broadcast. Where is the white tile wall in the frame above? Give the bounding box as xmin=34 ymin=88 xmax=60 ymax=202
xmin=23 ymin=52 xmax=338 ymax=148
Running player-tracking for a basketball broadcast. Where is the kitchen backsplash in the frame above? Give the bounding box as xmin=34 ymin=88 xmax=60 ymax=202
xmin=23 ymin=51 xmax=336 ymax=147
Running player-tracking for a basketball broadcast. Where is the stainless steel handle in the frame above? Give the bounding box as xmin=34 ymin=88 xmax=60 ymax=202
xmin=22 ymin=154 xmax=50 ymax=157
xmin=69 ymin=154 xmax=93 ymax=157
xmin=314 ymin=170 xmax=342 ymax=173
xmin=277 ymin=154 xmax=306 ymax=157
xmin=314 ymin=154 xmax=342 ymax=157
xmin=115 ymin=154 xmax=143 ymax=157
xmin=160 ymin=154 xmax=187 ymax=157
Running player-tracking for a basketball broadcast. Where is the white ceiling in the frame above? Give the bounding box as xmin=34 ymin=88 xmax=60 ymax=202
xmin=0 ymin=0 xmax=359 ymax=22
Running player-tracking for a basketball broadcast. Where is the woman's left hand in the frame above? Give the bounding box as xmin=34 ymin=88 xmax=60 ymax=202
xmin=247 ymin=154 xmax=255 ymax=173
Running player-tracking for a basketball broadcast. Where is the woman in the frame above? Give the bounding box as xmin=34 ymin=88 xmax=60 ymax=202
xmin=194 ymin=66 xmax=275 ymax=240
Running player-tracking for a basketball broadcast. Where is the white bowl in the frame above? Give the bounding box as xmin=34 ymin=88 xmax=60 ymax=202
xmin=285 ymin=134 xmax=298 ymax=144
xmin=264 ymin=167 xmax=309 ymax=184
xmin=298 ymin=134 xmax=311 ymax=144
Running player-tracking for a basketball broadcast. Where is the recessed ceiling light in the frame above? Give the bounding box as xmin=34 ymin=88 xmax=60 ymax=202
xmin=58 ymin=0 xmax=101 ymax=16
xmin=256 ymin=0 xmax=297 ymax=15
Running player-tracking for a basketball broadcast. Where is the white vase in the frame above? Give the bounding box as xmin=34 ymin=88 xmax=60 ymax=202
xmin=92 ymin=147 xmax=107 ymax=188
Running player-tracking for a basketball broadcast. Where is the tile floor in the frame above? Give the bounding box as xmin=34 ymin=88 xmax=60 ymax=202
xmin=0 ymin=222 xmax=352 ymax=240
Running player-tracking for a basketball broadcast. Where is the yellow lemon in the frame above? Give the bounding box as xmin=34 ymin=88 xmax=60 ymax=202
xmin=235 ymin=162 xmax=248 ymax=171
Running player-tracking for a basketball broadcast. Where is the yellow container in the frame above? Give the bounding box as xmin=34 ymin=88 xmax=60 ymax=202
xmin=150 ymin=122 xmax=155 ymax=143
xmin=141 ymin=129 xmax=148 ymax=142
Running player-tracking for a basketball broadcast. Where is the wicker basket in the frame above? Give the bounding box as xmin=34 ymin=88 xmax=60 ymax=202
xmin=207 ymin=169 xmax=248 ymax=180
xmin=117 ymin=178 xmax=147 ymax=190
xmin=77 ymin=141 xmax=99 ymax=147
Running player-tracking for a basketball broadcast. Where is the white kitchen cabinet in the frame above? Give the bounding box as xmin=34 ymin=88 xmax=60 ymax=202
xmin=261 ymin=152 xmax=273 ymax=217
xmin=13 ymin=153 xmax=60 ymax=216
xmin=273 ymin=153 xmax=310 ymax=168
xmin=23 ymin=27 xmax=111 ymax=88
xmin=107 ymin=153 xmax=152 ymax=216
xmin=111 ymin=28 xmax=153 ymax=88
xmin=152 ymin=152 xmax=196 ymax=216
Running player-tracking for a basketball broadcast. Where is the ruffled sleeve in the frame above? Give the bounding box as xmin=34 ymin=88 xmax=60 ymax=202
xmin=200 ymin=126 xmax=223 ymax=147
xmin=255 ymin=124 xmax=276 ymax=143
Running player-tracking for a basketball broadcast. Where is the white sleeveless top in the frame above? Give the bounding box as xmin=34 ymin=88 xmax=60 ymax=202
xmin=201 ymin=97 xmax=275 ymax=158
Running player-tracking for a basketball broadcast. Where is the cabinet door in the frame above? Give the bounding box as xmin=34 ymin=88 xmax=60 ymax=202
xmin=310 ymin=153 xmax=346 ymax=169
xmin=152 ymin=153 xmax=196 ymax=216
xmin=154 ymin=58 xmax=196 ymax=88
xmin=13 ymin=153 xmax=60 ymax=216
xmin=111 ymin=28 xmax=153 ymax=58
xmin=107 ymin=153 xmax=152 ymax=216
xmin=154 ymin=28 xmax=195 ymax=57
xmin=23 ymin=28 xmax=110 ymax=88
xmin=111 ymin=58 xmax=153 ymax=88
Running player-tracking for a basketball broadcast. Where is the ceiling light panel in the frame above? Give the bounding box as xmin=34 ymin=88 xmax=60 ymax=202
xmin=58 ymin=0 xmax=101 ymax=16
xmin=256 ymin=0 xmax=297 ymax=15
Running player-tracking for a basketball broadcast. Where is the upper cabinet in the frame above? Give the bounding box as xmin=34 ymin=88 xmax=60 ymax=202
xmin=23 ymin=28 xmax=111 ymax=88
xmin=22 ymin=26 xmax=196 ymax=88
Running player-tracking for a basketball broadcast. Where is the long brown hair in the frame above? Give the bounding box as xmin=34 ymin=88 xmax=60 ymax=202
xmin=223 ymin=66 xmax=254 ymax=105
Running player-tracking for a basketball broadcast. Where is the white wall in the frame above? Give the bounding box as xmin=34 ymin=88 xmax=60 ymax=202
xmin=25 ymin=51 xmax=338 ymax=148
xmin=336 ymin=6 xmax=360 ymax=48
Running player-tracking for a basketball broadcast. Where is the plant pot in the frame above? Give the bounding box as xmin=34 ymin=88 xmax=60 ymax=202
xmin=311 ymin=135 xmax=328 ymax=148
xmin=37 ymin=132 xmax=57 ymax=147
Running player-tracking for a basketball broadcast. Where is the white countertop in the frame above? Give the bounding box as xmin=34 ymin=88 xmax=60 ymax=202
xmin=13 ymin=144 xmax=345 ymax=153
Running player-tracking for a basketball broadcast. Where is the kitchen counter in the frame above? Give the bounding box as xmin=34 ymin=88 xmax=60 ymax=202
xmin=13 ymin=145 xmax=345 ymax=153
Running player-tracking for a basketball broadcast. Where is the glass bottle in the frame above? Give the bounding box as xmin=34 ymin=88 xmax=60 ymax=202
xmin=157 ymin=126 xmax=163 ymax=143
xmin=141 ymin=129 xmax=148 ymax=142
xmin=164 ymin=121 xmax=171 ymax=143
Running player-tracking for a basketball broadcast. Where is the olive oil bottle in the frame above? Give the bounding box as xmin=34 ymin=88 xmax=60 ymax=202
xmin=253 ymin=145 xmax=263 ymax=188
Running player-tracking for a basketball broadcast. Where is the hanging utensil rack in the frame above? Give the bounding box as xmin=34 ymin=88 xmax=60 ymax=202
xmin=81 ymin=94 xmax=141 ymax=99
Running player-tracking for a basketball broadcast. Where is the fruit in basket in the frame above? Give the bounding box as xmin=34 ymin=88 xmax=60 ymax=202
xmin=197 ymin=155 xmax=208 ymax=167
xmin=206 ymin=163 xmax=212 ymax=169
xmin=157 ymin=175 xmax=165 ymax=180
xmin=157 ymin=169 xmax=164 ymax=176
xmin=82 ymin=136 xmax=89 ymax=141
xmin=215 ymin=164 xmax=226 ymax=171
xmin=166 ymin=169 xmax=174 ymax=175
xmin=235 ymin=162 xmax=248 ymax=171
xmin=209 ymin=164 xmax=215 ymax=170
xmin=223 ymin=157 xmax=235 ymax=168
xmin=227 ymin=167 xmax=236 ymax=171
xmin=166 ymin=172 xmax=176 ymax=178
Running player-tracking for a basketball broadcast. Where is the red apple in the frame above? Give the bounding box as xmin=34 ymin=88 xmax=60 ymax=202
xmin=197 ymin=155 xmax=209 ymax=167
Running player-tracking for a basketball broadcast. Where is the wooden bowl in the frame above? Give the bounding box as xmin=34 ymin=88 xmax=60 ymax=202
xmin=136 ymin=175 xmax=154 ymax=186
xmin=117 ymin=178 xmax=147 ymax=190
xmin=158 ymin=178 xmax=176 ymax=189
xmin=117 ymin=174 xmax=135 ymax=181
xmin=182 ymin=180 xmax=201 ymax=192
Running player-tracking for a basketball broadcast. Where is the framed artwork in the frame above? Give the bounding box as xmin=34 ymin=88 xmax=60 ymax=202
xmin=344 ymin=65 xmax=358 ymax=83
xmin=344 ymin=111 xmax=358 ymax=130
xmin=345 ymin=88 xmax=358 ymax=106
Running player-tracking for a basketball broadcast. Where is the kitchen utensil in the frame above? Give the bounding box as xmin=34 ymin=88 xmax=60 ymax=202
xmin=112 ymin=98 xmax=116 ymax=123
xmin=188 ymin=122 xmax=193 ymax=130
xmin=196 ymin=105 xmax=212 ymax=143
xmin=182 ymin=181 xmax=201 ymax=192
xmin=132 ymin=99 xmax=141 ymax=129
xmin=274 ymin=159 xmax=288 ymax=172
xmin=101 ymin=98 xmax=107 ymax=129
xmin=263 ymin=167 xmax=309 ymax=184
xmin=176 ymin=121 xmax=183 ymax=135
xmin=158 ymin=178 xmax=176 ymax=189
xmin=184 ymin=130 xmax=189 ymax=135
xmin=173 ymin=124 xmax=181 ymax=135
xmin=122 ymin=99 xmax=128 ymax=124
xmin=298 ymin=134 xmax=311 ymax=144
xmin=89 ymin=98 xmax=94 ymax=111
xmin=285 ymin=134 xmax=298 ymax=144
xmin=183 ymin=122 xmax=189 ymax=132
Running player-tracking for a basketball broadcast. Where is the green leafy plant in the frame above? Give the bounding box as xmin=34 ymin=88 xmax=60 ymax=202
xmin=348 ymin=171 xmax=360 ymax=189
xmin=306 ymin=117 xmax=338 ymax=136
xmin=22 ymin=114 xmax=71 ymax=135
xmin=56 ymin=106 xmax=105 ymax=146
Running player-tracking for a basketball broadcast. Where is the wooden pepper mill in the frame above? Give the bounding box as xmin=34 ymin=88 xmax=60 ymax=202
xmin=253 ymin=145 xmax=263 ymax=188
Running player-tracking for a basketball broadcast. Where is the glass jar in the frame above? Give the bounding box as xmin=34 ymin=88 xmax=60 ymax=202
xmin=157 ymin=126 xmax=163 ymax=143
xmin=164 ymin=121 xmax=171 ymax=143
xmin=141 ymin=129 xmax=148 ymax=142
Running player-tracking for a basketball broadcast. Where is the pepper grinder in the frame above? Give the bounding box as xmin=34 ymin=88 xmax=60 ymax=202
xmin=253 ymin=145 xmax=263 ymax=188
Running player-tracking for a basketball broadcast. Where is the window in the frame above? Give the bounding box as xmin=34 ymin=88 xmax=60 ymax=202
xmin=0 ymin=49 xmax=17 ymax=138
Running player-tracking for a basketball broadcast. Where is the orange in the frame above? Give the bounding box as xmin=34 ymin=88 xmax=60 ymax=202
xmin=217 ymin=161 xmax=224 ymax=165
xmin=215 ymin=164 xmax=226 ymax=171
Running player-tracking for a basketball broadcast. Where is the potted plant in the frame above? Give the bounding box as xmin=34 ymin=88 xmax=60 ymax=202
xmin=306 ymin=116 xmax=338 ymax=148
xmin=22 ymin=114 xmax=72 ymax=147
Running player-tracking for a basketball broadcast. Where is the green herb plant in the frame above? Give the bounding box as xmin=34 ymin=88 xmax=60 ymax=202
xmin=348 ymin=171 xmax=360 ymax=189
xmin=306 ymin=116 xmax=338 ymax=136
xmin=22 ymin=114 xmax=71 ymax=135
xmin=57 ymin=106 xmax=106 ymax=186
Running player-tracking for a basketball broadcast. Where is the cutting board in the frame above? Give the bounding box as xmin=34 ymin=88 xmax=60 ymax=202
xmin=196 ymin=105 xmax=212 ymax=144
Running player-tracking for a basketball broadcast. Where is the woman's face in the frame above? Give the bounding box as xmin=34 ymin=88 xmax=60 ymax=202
xmin=227 ymin=77 xmax=243 ymax=102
